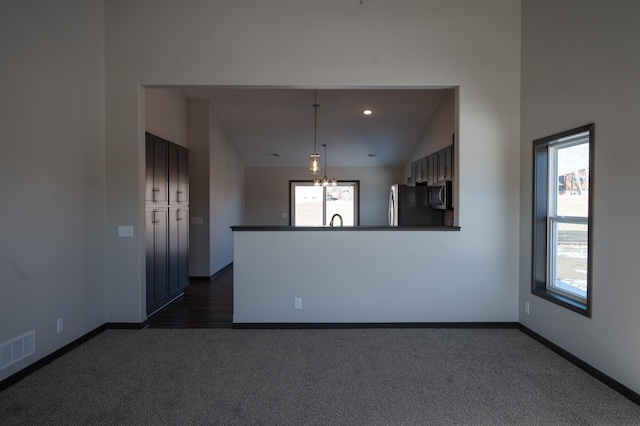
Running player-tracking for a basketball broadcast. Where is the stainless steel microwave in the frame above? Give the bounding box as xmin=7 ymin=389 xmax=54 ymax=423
xmin=428 ymin=181 xmax=453 ymax=210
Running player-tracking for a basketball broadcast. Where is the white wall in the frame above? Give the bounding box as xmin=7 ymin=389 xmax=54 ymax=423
xmin=187 ymin=100 xmax=211 ymax=277
xmin=234 ymin=229 xmax=515 ymax=323
xmin=405 ymin=89 xmax=457 ymax=225
xmin=520 ymin=0 xmax=640 ymax=394
xmin=405 ymin=90 xmax=456 ymax=175
xmin=104 ymin=0 xmax=521 ymax=324
xmin=244 ymin=166 xmax=403 ymax=226
xmin=209 ymin=104 xmax=244 ymax=275
xmin=6 ymin=0 xmax=638 ymax=397
xmin=0 ymin=0 xmax=105 ymax=381
xmin=187 ymin=99 xmax=245 ymax=277
xmin=145 ymin=88 xmax=189 ymax=148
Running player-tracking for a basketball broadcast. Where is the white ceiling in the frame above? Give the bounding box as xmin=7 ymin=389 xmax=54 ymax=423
xmin=184 ymin=88 xmax=449 ymax=168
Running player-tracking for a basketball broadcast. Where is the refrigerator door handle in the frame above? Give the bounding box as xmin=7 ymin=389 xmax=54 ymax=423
xmin=388 ymin=194 xmax=393 ymax=226
xmin=388 ymin=189 xmax=396 ymax=226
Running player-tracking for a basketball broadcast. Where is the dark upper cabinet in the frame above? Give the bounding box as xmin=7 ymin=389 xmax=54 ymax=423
xmin=169 ymin=143 xmax=189 ymax=205
xmin=427 ymin=154 xmax=437 ymax=185
xmin=410 ymin=161 xmax=417 ymax=185
xmin=413 ymin=156 xmax=428 ymax=184
xmin=425 ymin=145 xmax=453 ymax=185
xmin=145 ymin=134 xmax=168 ymax=204
xmin=437 ymin=145 xmax=453 ymax=182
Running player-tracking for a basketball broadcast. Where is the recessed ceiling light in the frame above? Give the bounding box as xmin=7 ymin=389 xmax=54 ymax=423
xmin=270 ymin=153 xmax=282 ymax=157
xmin=368 ymin=154 xmax=376 ymax=157
xmin=363 ymin=109 xmax=373 ymax=116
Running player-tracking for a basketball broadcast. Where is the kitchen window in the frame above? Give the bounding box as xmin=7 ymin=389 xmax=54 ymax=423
xmin=290 ymin=181 xmax=359 ymax=226
xmin=532 ymin=124 xmax=594 ymax=316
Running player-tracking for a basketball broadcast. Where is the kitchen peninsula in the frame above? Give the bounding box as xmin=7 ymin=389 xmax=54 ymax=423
xmin=232 ymin=225 xmax=459 ymax=231
xmin=231 ymin=225 xmax=461 ymax=326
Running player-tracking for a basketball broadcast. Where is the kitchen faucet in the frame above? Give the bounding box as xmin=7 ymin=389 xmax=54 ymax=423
xmin=329 ymin=213 xmax=343 ymax=227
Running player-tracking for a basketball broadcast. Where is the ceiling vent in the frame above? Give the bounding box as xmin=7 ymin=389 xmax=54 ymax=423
xmin=0 ymin=330 xmax=35 ymax=371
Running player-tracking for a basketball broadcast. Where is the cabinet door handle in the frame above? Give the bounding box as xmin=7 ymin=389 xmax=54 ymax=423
xmin=152 ymin=210 xmax=159 ymax=224
xmin=176 ymin=190 xmax=182 ymax=202
xmin=176 ymin=209 xmax=182 ymax=221
xmin=152 ymin=188 xmax=159 ymax=202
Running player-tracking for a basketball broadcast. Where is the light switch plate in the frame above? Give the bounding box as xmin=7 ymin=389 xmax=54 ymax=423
xmin=117 ymin=226 xmax=134 ymax=237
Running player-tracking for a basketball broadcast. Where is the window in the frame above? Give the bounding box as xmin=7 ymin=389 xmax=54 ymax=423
xmin=290 ymin=181 xmax=359 ymax=226
xmin=532 ymin=124 xmax=594 ymax=316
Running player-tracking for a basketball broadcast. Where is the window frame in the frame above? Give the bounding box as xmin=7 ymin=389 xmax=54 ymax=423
xmin=532 ymin=124 xmax=594 ymax=317
xmin=289 ymin=180 xmax=360 ymax=226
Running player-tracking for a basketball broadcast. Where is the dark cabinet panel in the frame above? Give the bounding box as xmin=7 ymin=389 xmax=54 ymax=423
xmin=169 ymin=206 xmax=189 ymax=295
xmin=437 ymin=145 xmax=453 ymax=182
xmin=145 ymin=134 xmax=168 ymax=204
xmin=145 ymin=132 xmax=189 ymax=315
xmin=426 ymin=145 xmax=453 ymax=185
xmin=427 ymin=154 xmax=437 ymax=185
xmin=145 ymin=139 xmax=154 ymax=203
xmin=413 ymin=156 xmax=428 ymax=184
xmin=177 ymin=206 xmax=189 ymax=289
xmin=146 ymin=207 xmax=169 ymax=313
xmin=169 ymin=144 xmax=189 ymax=204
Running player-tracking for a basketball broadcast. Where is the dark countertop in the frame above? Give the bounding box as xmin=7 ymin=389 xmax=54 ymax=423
xmin=231 ymin=225 xmax=460 ymax=232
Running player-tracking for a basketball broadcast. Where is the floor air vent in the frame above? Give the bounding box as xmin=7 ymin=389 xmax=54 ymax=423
xmin=0 ymin=330 xmax=35 ymax=371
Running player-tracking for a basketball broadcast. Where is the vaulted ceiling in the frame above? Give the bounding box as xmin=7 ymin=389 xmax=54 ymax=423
xmin=184 ymin=88 xmax=450 ymax=168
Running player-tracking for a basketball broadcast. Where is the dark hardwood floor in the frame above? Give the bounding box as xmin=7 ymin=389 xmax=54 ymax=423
xmin=147 ymin=266 xmax=233 ymax=328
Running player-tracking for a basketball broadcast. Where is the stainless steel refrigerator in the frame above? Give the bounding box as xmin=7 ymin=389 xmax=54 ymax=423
xmin=389 ymin=184 xmax=443 ymax=226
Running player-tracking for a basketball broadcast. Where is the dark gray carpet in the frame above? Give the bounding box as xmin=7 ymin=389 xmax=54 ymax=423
xmin=1 ymin=328 xmax=639 ymax=425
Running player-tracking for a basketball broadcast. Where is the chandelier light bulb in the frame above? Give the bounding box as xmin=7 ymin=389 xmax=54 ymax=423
xmin=309 ymin=153 xmax=320 ymax=174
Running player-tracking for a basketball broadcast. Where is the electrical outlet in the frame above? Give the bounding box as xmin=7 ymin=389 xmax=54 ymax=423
xmin=294 ymin=298 xmax=302 ymax=309
xmin=117 ymin=226 xmax=134 ymax=237
xmin=57 ymin=318 xmax=63 ymax=333
xmin=525 ymin=302 xmax=530 ymax=315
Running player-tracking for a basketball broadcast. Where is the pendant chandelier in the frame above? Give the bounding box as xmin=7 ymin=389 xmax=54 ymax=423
xmin=309 ymin=90 xmax=321 ymax=175
xmin=314 ymin=144 xmax=337 ymax=187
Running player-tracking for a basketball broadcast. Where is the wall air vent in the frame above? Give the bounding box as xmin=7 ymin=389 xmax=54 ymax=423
xmin=0 ymin=330 xmax=35 ymax=371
